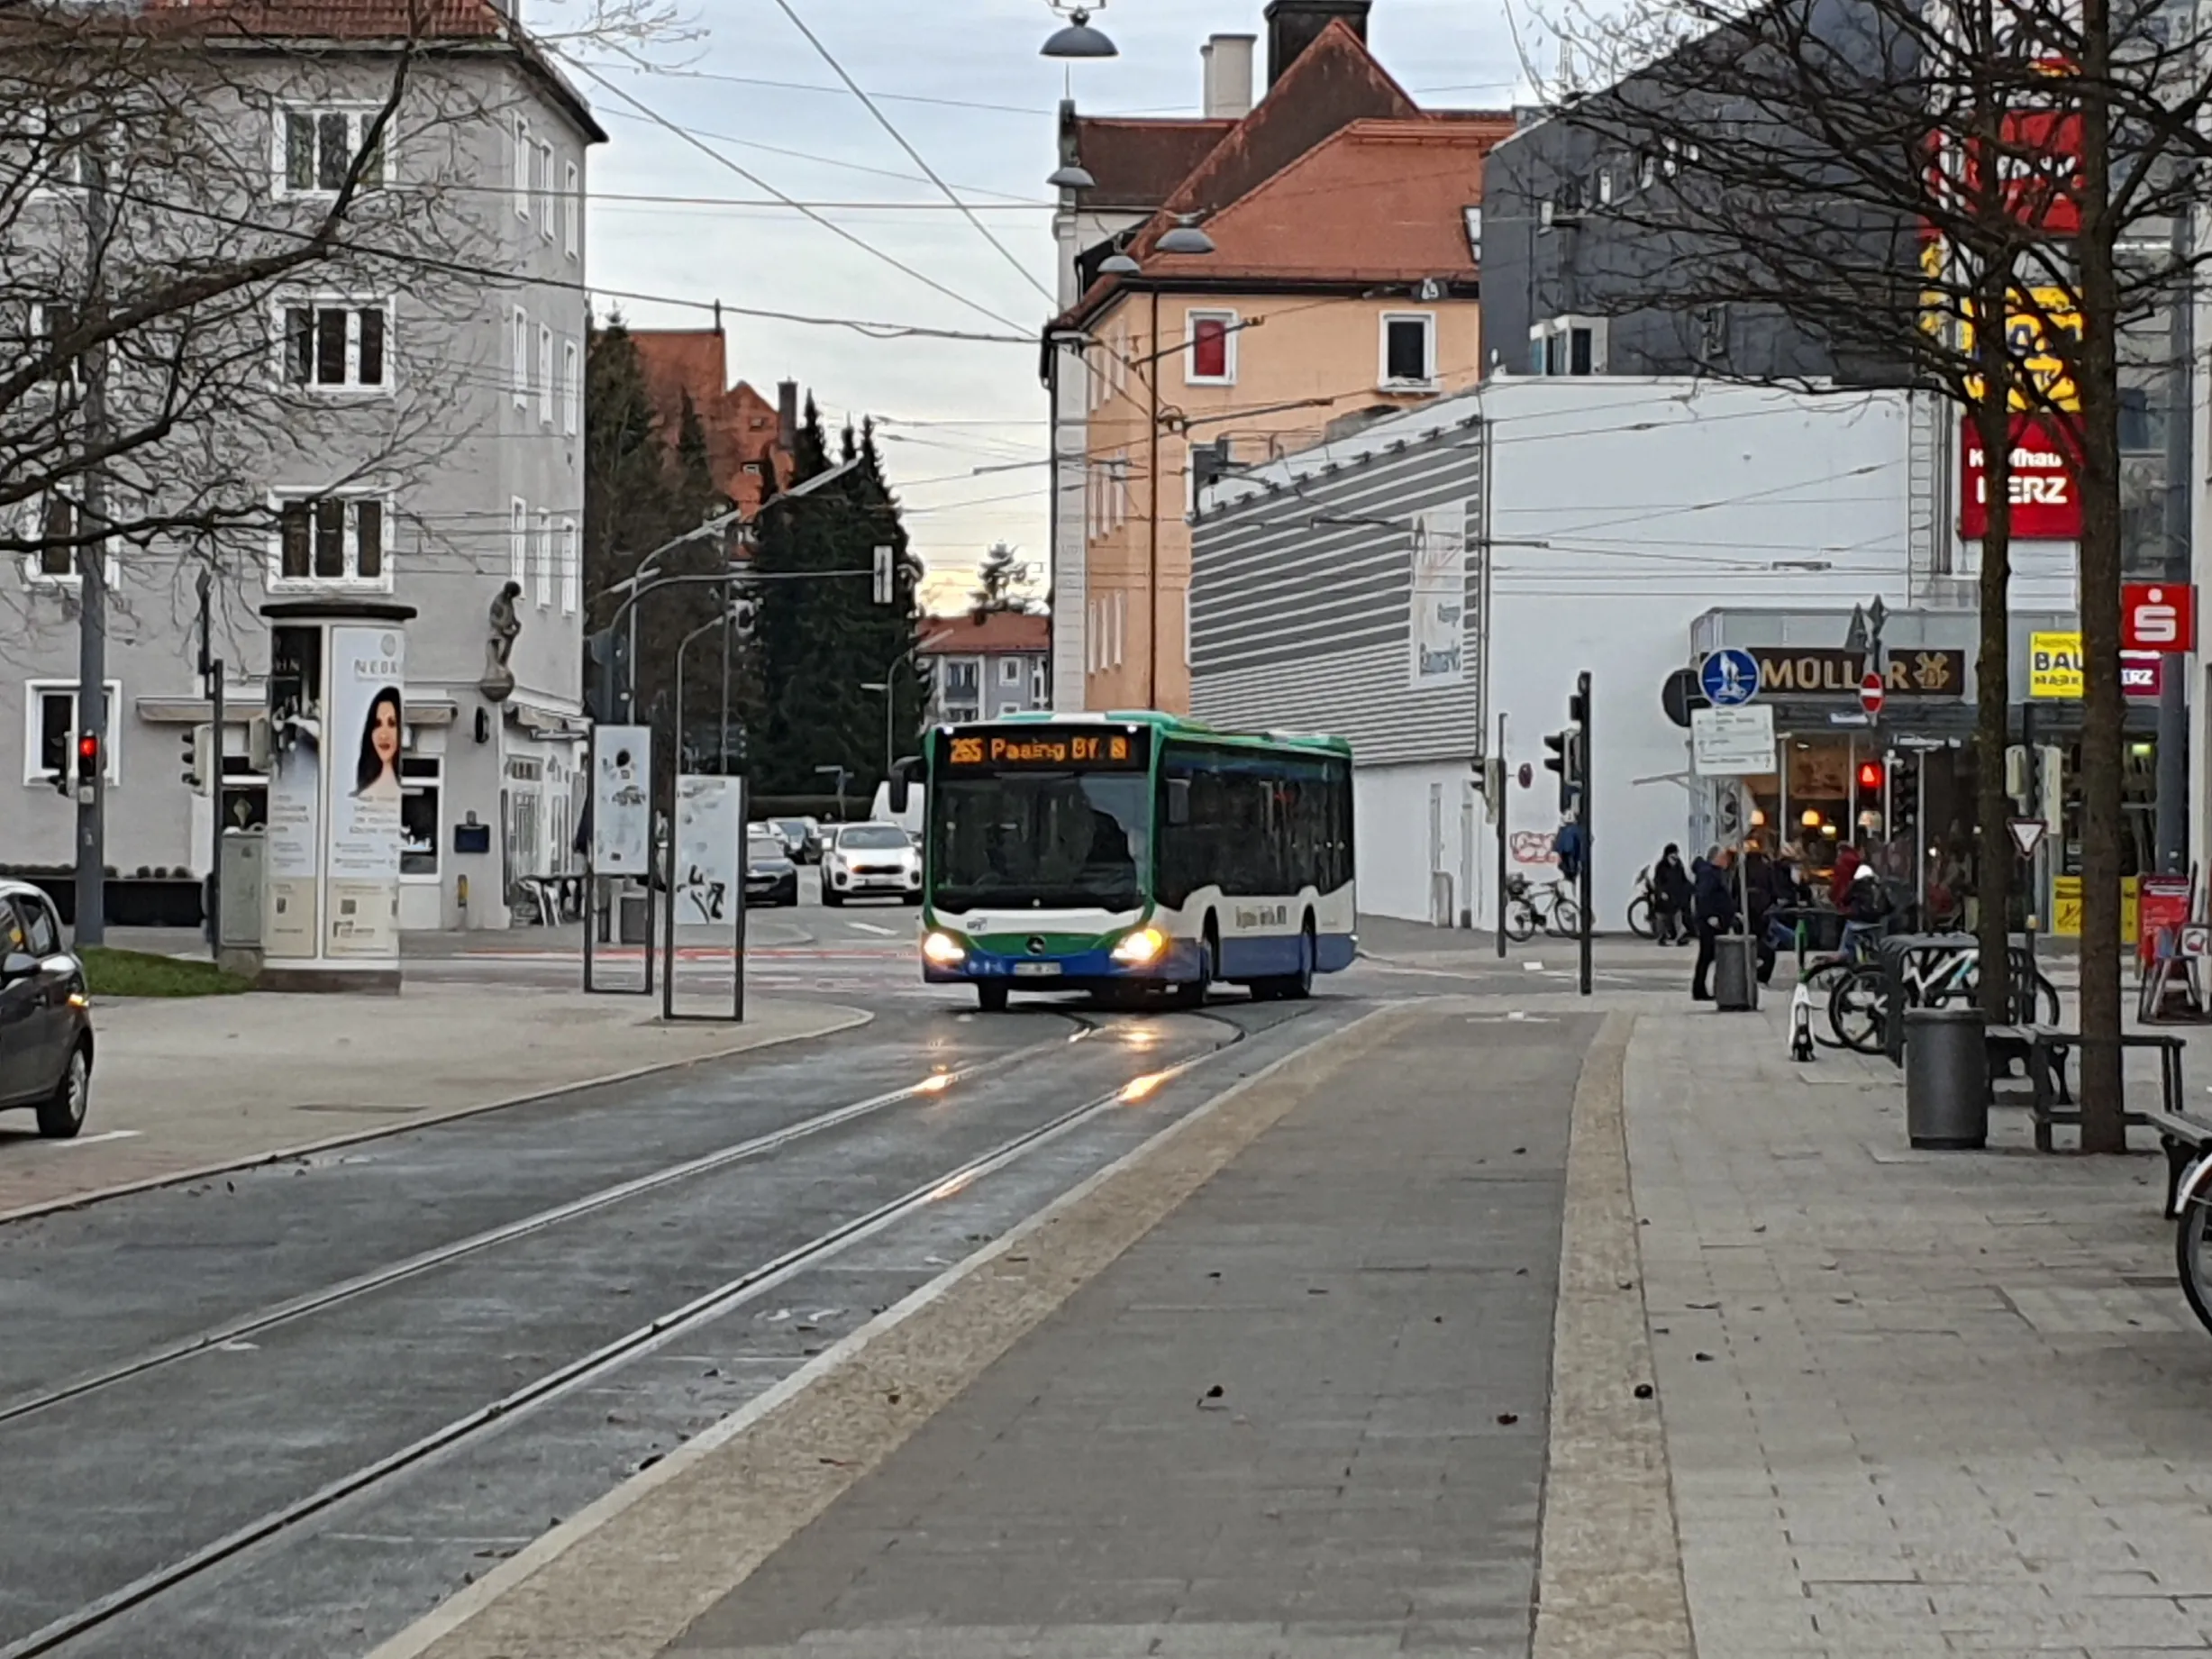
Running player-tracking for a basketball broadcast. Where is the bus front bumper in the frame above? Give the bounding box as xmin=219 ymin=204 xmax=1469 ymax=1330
xmin=923 ymin=937 xmax=1206 ymax=987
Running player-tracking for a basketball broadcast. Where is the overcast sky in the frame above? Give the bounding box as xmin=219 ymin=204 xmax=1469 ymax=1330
xmin=571 ymin=0 xmax=1535 ymax=613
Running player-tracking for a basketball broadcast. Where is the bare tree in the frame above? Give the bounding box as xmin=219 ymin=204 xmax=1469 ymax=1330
xmin=1540 ymin=0 xmax=2211 ymax=1144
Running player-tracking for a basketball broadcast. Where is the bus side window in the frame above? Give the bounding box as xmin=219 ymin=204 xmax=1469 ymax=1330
xmin=1166 ymin=777 xmax=1191 ymax=826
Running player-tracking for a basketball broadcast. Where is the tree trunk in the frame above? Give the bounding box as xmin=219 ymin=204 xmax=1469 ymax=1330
xmin=1971 ymin=267 xmax=2017 ymax=1024
xmin=2073 ymin=0 xmax=2127 ymax=1152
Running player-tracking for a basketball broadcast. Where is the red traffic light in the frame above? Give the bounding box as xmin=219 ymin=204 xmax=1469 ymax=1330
xmin=1857 ymin=760 xmax=1885 ymax=792
xmin=76 ymin=732 xmax=98 ymax=774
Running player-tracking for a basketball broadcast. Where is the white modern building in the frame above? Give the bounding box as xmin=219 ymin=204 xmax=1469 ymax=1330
xmin=1192 ymin=376 xmax=2081 ymax=928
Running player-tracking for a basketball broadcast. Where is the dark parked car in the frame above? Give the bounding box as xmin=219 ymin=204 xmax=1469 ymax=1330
xmin=746 ymin=834 xmax=800 ymax=907
xmin=771 ymin=817 xmax=823 ymax=864
xmin=0 ymin=880 xmax=92 ymax=1138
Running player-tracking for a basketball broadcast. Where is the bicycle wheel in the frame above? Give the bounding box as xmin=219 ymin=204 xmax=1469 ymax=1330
xmin=2179 ymin=1196 xmax=2212 ymax=1336
xmin=2023 ymin=970 xmax=2061 ymax=1026
xmin=1626 ymin=895 xmax=1655 ymax=939
xmin=1798 ymin=958 xmax=1857 ymax=1046
xmin=1505 ymin=900 xmax=1538 ymax=943
xmin=1546 ymin=895 xmax=1584 ymax=938
xmin=1829 ymin=964 xmax=1889 ymax=1054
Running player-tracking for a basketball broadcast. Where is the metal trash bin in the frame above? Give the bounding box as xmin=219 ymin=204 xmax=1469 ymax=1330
xmin=617 ymin=888 xmax=652 ymax=944
xmin=1714 ymin=936 xmax=1760 ymax=1011
xmin=1905 ymin=1006 xmax=1989 ymax=1149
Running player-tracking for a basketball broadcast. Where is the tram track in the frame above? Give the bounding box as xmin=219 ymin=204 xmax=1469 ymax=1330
xmin=0 ymin=1004 xmax=1285 ymax=1659
xmin=0 ymin=1019 xmax=1093 ymax=1432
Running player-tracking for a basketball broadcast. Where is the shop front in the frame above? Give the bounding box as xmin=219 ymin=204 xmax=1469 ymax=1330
xmin=1687 ymin=607 xmax=2162 ymax=930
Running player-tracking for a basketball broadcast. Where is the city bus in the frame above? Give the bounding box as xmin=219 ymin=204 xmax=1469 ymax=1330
xmin=892 ymin=712 xmax=1355 ymax=1011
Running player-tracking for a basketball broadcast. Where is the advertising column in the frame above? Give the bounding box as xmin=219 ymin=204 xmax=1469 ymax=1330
xmin=263 ymin=625 xmax=323 ymax=961
xmin=325 ymin=625 xmax=406 ymax=960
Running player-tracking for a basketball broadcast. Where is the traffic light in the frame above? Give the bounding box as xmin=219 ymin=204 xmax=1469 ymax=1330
xmin=75 ymin=731 xmax=98 ymax=792
xmin=1543 ymin=729 xmax=1581 ymax=812
xmin=181 ymin=724 xmax=213 ymax=794
xmin=1857 ymin=758 xmax=1885 ymax=795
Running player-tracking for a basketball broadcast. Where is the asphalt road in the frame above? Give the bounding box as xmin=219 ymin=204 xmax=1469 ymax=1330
xmin=0 ymin=974 xmax=1366 ymax=1658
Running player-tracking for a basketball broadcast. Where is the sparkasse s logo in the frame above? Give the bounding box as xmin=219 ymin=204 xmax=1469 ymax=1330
xmin=2122 ymin=583 xmax=2197 ymax=654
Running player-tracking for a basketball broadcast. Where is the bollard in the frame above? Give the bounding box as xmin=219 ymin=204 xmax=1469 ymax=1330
xmin=1713 ymin=936 xmax=1760 ymax=1011
xmin=1904 ymin=1006 xmax=1989 ymax=1149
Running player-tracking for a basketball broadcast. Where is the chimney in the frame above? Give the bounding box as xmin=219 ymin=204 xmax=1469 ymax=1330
xmin=777 ymin=380 xmax=799 ymax=452
xmin=1263 ymin=0 xmax=1370 ymax=86
xmin=1201 ymin=34 xmax=1256 ymax=119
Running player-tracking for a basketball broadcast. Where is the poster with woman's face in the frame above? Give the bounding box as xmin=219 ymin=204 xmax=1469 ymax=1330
xmin=326 ymin=625 xmax=405 ymax=959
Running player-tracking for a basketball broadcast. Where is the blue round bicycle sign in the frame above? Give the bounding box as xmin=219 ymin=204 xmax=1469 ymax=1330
xmin=1700 ymin=648 xmax=1761 ymax=706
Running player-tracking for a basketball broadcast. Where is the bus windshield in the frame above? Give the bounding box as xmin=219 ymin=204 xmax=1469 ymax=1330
xmin=932 ymin=771 xmax=1150 ymax=913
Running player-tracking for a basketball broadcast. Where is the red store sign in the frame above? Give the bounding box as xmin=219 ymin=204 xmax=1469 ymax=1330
xmin=2122 ymin=582 xmax=2197 ymax=653
xmin=2123 ymin=652 xmax=2163 ymax=699
xmin=1961 ymin=415 xmax=2081 ymax=540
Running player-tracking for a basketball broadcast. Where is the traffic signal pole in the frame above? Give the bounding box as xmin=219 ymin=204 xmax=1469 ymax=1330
xmin=1576 ymin=671 xmax=1593 ymax=998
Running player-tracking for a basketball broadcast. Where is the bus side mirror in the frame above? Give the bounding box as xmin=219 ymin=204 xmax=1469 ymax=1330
xmin=888 ymin=755 xmax=920 ymax=816
xmin=1166 ymin=778 xmax=1191 ymax=826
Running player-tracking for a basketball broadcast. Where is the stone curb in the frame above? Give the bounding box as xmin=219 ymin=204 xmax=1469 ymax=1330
xmin=1533 ymin=1010 xmax=1698 ymax=1659
xmin=0 ymin=1004 xmax=871 ymax=1228
xmin=365 ymin=1000 xmax=1419 ymax=1659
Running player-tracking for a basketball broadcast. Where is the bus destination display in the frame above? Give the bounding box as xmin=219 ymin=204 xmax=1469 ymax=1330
xmin=941 ymin=727 xmax=1151 ymax=772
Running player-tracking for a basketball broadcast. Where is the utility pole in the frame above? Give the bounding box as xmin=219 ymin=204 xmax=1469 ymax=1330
xmin=196 ymin=570 xmax=223 ymax=953
xmin=1495 ymin=711 xmax=1508 ymax=961
xmin=1575 ymin=671 xmax=1593 ymax=998
xmin=74 ymin=151 xmax=112 ymax=947
xmin=2158 ymin=203 xmax=2192 ymax=871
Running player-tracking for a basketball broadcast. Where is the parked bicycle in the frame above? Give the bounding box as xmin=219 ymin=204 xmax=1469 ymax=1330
xmin=1503 ymin=871 xmax=1583 ymax=942
xmin=1626 ymin=866 xmax=1657 ymax=938
xmin=1826 ymin=945 xmax=2060 ymax=1055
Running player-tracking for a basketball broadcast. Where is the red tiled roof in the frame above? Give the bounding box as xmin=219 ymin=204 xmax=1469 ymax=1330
xmin=1067 ymin=117 xmax=1236 ymax=212
xmin=123 ymin=0 xmax=604 ymax=139
xmin=1139 ymin=117 xmax=1513 ymax=286
xmin=630 ymin=330 xmax=795 ymax=516
xmin=919 ymin=612 xmax=1051 ymax=655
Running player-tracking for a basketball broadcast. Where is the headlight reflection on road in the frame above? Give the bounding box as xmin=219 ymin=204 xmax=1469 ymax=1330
xmin=1119 ymin=1072 xmax=1166 ymax=1103
xmin=916 ymin=1071 xmax=954 ymax=1095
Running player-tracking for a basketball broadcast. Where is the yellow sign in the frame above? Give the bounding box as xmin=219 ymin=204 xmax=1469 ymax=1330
xmin=2028 ymin=630 xmax=2084 ymax=698
xmin=1962 ymin=287 xmax=2082 ymax=411
xmin=2050 ymin=875 xmax=2140 ymax=943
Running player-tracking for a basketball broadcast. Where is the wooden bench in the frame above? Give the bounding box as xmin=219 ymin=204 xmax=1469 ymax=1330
xmin=2025 ymin=1029 xmax=2186 ymax=1153
xmin=2145 ymin=1107 xmax=2212 ymax=1218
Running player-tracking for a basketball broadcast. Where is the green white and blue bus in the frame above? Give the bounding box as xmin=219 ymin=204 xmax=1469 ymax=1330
xmin=893 ymin=712 xmax=1355 ymax=1012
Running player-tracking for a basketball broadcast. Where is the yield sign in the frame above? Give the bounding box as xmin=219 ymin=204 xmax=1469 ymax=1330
xmin=2008 ymin=818 xmax=2048 ymax=860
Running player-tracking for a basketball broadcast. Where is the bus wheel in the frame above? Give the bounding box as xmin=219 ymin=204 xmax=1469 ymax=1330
xmin=1283 ymin=922 xmax=1315 ymax=1001
xmin=977 ymin=982 xmax=1009 ymax=1013
xmin=1174 ymin=941 xmax=1213 ymax=1011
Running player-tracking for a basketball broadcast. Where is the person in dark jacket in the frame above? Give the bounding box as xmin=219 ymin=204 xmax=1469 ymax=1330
xmin=1691 ymin=847 xmax=1740 ymax=1001
xmin=1652 ymin=843 xmax=1693 ymax=945
xmin=1743 ymin=851 xmax=1779 ymax=984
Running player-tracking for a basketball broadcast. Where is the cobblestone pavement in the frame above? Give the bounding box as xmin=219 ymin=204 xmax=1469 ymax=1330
xmin=1630 ymin=1004 xmax=2212 ymax=1658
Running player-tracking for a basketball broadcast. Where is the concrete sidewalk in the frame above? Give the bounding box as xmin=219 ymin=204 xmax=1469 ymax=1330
xmin=0 ymin=985 xmax=866 ymax=1220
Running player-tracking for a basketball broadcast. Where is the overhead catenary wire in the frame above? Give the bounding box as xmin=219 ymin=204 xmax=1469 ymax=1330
xmin=567 ymin=58 xmax=1032 ymax=333
xmin=761 ymin=0 xmax=1057 ymax=306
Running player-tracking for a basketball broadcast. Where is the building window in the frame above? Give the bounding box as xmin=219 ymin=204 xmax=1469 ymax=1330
xmin=513 ymin=114 xmax=532 ymax=219
xmin=23 ymin=680 xmax=119 ymax=786
xmin=27 ymin=302 xmax=82 ymax=388
xmin=511 ymin=306 xmax=529 ymax=407
xmin=998 ymin=656 xmax=1023 ymax=688
xmin=538 ymin=324 xmax=554 ymax=424
xmin=534 ymin=510 xmax=552 ymax=608
xmin=1186 ymin=309 xmax=1237 ymax=384
xmin=1462 ymin=205 xmax=1482 ymax=262
xmin=942 ymin=658 xmax=980 ymax=698
xmin=562 ymin=340 xmax=581 ymax=435
xmin=1532 ymin=315 xmax=1605 ymax=377
xmin=21 ymin=492 xmax=86 ymax=583
xmin=564 ymin=160 xmax=580 ymax=259
xmin=401 ymin=755 xmax=441 ymax=877
xmin=560 ymin=517 xmax=579 ymax=615
xmin=510 ymin=497 xmax=528 ymax=585
xmin=1380 ymin=313 xmax=1437 ymax=388
xmin=272 ymin=495 xmax=388 ymax=589
xmin=278 ymin=299 xmax=389 ymax=390
xmin=537 ymin=141 xmax=556 ymax=239
xmin=278 ymin=107 xmax=386 ymax=197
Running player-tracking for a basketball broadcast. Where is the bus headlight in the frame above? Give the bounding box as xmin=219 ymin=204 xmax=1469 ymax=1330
xmin=922 ymin=931 xmax=967 ymax=966
xmin=1111 ymin=926 xmax=1169 ymax=965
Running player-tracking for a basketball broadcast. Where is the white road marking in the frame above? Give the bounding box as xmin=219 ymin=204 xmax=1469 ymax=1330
xmin=844 ymin=921 xmax=897 ymax=937
xmin=50 ymin=1128 xmax=141 ymax=1149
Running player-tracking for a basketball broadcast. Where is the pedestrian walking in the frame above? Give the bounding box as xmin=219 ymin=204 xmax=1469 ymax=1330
xmin=1691 ymin=847 xmax=1740 ymax=1002
xmin=1744 ymin=850 xmax=1779 ymax=985
xmin=1652 ymin=843 xmax=1693 ymax=945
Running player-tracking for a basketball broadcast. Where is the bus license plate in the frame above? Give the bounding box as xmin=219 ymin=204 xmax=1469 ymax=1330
xmin=1012 ymin=962 xmax=1062 ymax=979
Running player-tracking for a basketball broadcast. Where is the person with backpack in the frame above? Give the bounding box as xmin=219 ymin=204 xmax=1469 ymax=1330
xmin=1840 ymin=862 xmax=1893 ymax=962
xmin=1690 ymin=847 xmax=1740 ymax=1001
xmin=1652 ymin=843 xmax=1693 ymax=945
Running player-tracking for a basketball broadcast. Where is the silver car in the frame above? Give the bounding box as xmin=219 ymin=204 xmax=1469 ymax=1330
xmin=0 ymin=880 xmax=93 ymax=1139
xmin=822 ymin=824 xmax=922 ymax=907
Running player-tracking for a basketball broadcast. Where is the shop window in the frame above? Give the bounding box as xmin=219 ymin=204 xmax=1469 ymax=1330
xmin=402 ymin=755 xmax=440 ymax=876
